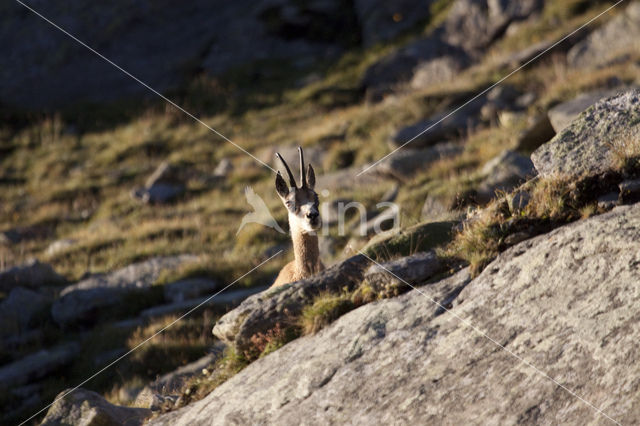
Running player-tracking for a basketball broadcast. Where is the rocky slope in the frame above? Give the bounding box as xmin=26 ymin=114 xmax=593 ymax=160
xmin=153 ymin=203 xmax=640 ymax=425
xmin=2 ymin=1 xmax=640 ymax=425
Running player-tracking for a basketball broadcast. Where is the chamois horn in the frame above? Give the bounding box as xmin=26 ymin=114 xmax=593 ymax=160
xmin=299 ymin=147 xmax=307 ymax=188
xmin=276 ymin=152 xmax=297 ymax=188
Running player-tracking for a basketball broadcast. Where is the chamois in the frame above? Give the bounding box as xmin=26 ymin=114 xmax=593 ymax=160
xmin=271 ymin=147 xmax=324 ymax=287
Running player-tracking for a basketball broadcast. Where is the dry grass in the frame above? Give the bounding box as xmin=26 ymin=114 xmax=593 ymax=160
xmin=300 ymin=291 xmax=355 ymax=335
xmin=607 ymin=133 xmax=640 ymax=170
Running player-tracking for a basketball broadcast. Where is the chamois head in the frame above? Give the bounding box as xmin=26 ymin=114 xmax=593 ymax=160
xmin=275 ymin=147 xmax=320 ymax=233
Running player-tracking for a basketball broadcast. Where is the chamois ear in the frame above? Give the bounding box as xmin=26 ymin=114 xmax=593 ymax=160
xmin=306 ymin=164 xmax=316 ymax=189
xmin=275 ymin=172 xmax=289 ymax=198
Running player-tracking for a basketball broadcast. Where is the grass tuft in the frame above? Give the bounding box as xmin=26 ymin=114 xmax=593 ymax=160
xmin=300 ymin=292 xmax=355 ymax=335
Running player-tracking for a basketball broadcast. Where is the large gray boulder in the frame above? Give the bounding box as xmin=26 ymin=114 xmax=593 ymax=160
xmin=212 ymin=255 xmax=370 ymax=355
xmin=567 ymin=2 xmax=640 ymax=68
xmin=52 ymin=255 xmax=198 ymax=326
xmin=532 ymin=89 xmax=640 ymax=178
xmin=152 ymin=203 xmax=640 ymax=425
xmin=41 ymin=388 xmax=150 ymax=426
xmin=0 ymin=259 xmax=65 ymax=291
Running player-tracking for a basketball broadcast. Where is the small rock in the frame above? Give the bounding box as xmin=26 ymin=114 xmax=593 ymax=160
xmin=532 ymin=89 xmax=640 ymax=178
xmin=567 ymin=2 xmax=640 ymax=68
xmin=45 ymin=239 xmax=77 ymax=257
xmin=164 ymin=278 xmax=219 ymax=303
xmin=495 ymin=39 xmax=555 ymax=69
xmin=151 ymin=351 xmax=221 ymax=393
xmin=364 ymin=251 xmax=443 ymax=298
xmin=421 ymin=196 xmax=451 ymax=222
xmin=619 ymin=179 xmax=640 ymax=204
xmin=213 ymin=158 xmax=233 ymax=176
xmin=375 ymin=143 xmax=463 ymax=180
xmin=477 ymin=150 xmax=536 ymax=204
xmin=362 ymin=37 xmax=468 ymax=102
xmin=390 ymin=104 xmax=483 ymax=149
xmin=547 ymin=87 xmax=629 ymax=132
xmin=409 ymin=55 xmax=467 ymax=91
xmin=515 ymin=92 xmax=537 ymax=109
xmin=0 ymin=259 xmax=65 ymax=292
xmin=40 ymin=388 xmax=150 ymax=426
xmin=132 ymin=162 xmax=186 ymax=204
xmin=135 ymin=388 xmax=178 ymax=412
xmin=442 ymin=0 xmax=543 ymax=53
xmin=597 ymin=192 xmax=620 ymax=210
xmin=516 ymin=114 xmax=556 ymax=151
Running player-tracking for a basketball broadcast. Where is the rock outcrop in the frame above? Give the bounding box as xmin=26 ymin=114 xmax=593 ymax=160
xmin=567 ymin=1 xmax=640 ymax=69
xmin=52 ymin=255 xmax=198 ymax=326
xmin=213 ymin=255 xmax=370 ymax=356
xmin=546 ymin=87 xmax=631 ymax=133
xmin=152 ymin=203 xmax=640 ymax=424
xmin=532 ymin=88 xmax=640 ymax=178
xmin=40 ymin=388 xmax=150 ymax=426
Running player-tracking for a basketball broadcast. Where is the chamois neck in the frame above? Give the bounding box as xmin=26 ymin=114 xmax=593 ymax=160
xmin=290 ymin=225 xmax=320 ymax=277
